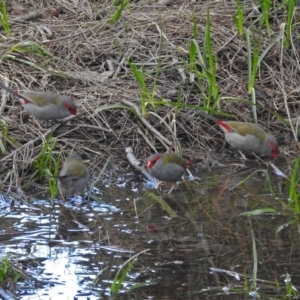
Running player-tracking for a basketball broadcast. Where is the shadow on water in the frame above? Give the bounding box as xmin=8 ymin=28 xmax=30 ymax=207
xmin=0 ymin=157 xmax=298 ymax=299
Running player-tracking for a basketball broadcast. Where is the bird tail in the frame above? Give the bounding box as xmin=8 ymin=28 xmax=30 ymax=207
xmin=199 ymin=110 xmax=219 ymax=122
xmin=0 ymin=82 xmax=20 ymax=97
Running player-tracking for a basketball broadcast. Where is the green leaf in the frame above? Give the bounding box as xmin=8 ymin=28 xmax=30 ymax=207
xmin=240 ymin=208 xmax=277 ymax=216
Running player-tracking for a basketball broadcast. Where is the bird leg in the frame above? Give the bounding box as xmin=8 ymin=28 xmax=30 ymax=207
xmin=60 ymin=191 xmax=66 ymax=202
xmin=155 ymin=181 xmax=176 ymax=194
xmin=238 ymin=150 xmax=247 ymax=160
xmin=33 ymin=118 xmax=45 ymax=130
xmin=20 ymin=111 xmax=25 ymax=125
xmin=156 ymin=181 xmax=164 ymax=190
xmin=167 ymin=183 xmax=176 ymax=194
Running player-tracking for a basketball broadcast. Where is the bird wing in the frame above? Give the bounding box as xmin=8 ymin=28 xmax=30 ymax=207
xmin=228 ymin=122 xmax=266 ymax=139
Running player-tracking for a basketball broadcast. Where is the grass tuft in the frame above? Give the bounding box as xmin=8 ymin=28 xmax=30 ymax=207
xmin=111 ymin=249 xmax=149 ymax=293
xmin=233 ymin=0 xmax=244 ymax=37
xmin=0 ymin=256 xmax=19 ymax=283
xmin=0 ymin=0 xmax=11 ymax=35
xmin=258 ymin=0 xmax=271 ymax=36
xmin=189 ymin=9 xmax=219 ymax=110
xmin=284 ymin=0 xmax=296 ymax=47
xmin=288 ymin=156 xmax=300 ymax=213
xmin=110 ymin=0 xmax=129 ymax=24
xmin=33 ymin=137 xmax=58 ymax=197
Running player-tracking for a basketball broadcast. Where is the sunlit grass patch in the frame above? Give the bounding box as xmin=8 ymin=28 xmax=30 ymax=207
xmin=4 ymin=41 xmax=70 ymax=77
xmin=110 ymin=249 xmax=149 ymax=293
xmin=33 ymin=137 xmax=59 ymax=197
xmin=0 ymin=120 xmax=19 ymax=154
xmin=287 ymin=156 xmax=300 ymax=213
xmin=0 ymin=256 xmax=20 ymax=284
xmin=127 ymin=59 xmax=155 ymax=116
xmin=189 ymin=10 xmax=219 ymax=110
xmin=258 ymin=0 xmax=271 ymax=36
xmin=284 ymin=0 xmax=296 ymax=47
xmin=111 ymin=0 xmax=129 ymax=24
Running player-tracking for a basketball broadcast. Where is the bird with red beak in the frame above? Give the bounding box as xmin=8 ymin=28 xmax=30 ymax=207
xmin=199 ymin=111 xmax=278 ymax=159
xmin=145 ymin=153 xmax=193 ymax=193
xmin=0 ymin=82 xmax=76 ymax=128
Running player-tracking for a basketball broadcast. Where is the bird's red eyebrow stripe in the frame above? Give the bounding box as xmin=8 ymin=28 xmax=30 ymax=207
xmin=216 ymin=120 xmax=231 ymax=132
xmin=147 ymin=154 xmax=160 ymax=168
xmin=147 ymin=161 xmax=154 ymax=168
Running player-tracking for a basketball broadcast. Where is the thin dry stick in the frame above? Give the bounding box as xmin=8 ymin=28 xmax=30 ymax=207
xmin=171 ymin=112 xmax=179 ymax=153
xmin=0 ymin=12 xmax=43 ymax=31
xmin=42 ymin=22 xmax=105 ymax=44
xmin=252 ymin=153 xmax=288 ymax=179
xmin=136 ymin=127 xmax=157 ymax=153
xmin=172 ymin=58 xmax=186 ymax=82
xmin=0 ymin=286 xmax=16 ymax=300
xmin=151 ymin=21 xmax=188 ymax=54
xmin=67 ymin=124 xmax=112 ymax=133
xmin=113 ymin=48 xmax=134 ymax=79
xmin=125 ymin=147 xmax=155 ymax=182
xmin=120 ymin=99 xmax=172 ymax=149
xmin=11 ymin=12 xmax=43 ymax=23
xmin=158 ymin=0 xmax=177 ymax=4
xmin=0 ymin=77 xmax=9 ymax=115
xmin=277 ymin=79 xmax=297 ymax=142
xmin=279 ymin=23 xmax=297 ymax=142
xmin=37 ymin=25 xmax=52 ymax=41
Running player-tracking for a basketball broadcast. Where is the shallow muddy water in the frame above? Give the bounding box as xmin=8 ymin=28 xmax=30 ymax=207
xmin=0 ymin=157 xmax=299 ymax=299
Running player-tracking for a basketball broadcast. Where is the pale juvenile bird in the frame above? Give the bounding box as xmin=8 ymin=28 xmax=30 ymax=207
xmin=57 ymin=152 xmax=89 ymax=201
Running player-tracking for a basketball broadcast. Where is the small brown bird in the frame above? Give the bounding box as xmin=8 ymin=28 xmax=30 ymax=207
xmin=145 ymin=153 xmax=193 ymax=193
xmin=57 ymin=152 xmax=89 ymax=201
xmin=0 ymin=83 xmax=76 ymax=126
xmin=199 ymin=111 xmax=278 ymax=159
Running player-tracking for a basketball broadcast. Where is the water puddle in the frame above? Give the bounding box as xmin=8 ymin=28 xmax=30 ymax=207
xmin=0 ymin=157 xmax=297 ymax=299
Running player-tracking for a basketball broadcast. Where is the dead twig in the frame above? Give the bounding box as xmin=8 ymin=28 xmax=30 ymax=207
xmin=0 ymin=12 xmax=43 ymax=31
xmin=120 ymin=99 xmax=172 ymax=149
xmin=125 ymin=147 xmax=155 ymax=182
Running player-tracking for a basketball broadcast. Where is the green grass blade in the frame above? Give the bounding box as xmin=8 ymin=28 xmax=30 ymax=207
xmin=148 ymin=193 xmax=177 ymax=218
xmin=110 ymin=0 xmax=129 ymax=24
xmin=288 ymin=156 xmax=300 ymax=212
xmin=0 ymin=0 xmax=11 ymax=35
xmin=127 ymin=58 xmax=152 ymax=115
xmin=111 ymin=249 xmax=149 ymax=293
xmin=233 ymin=0 xmax=244 ymax=36
xmin=246 ymin=29 xmax=252 ymax=94
xmin=240 ymin=208 xmax=277 ymax=216
xmin=285 ymin=0 xmax=295 ymax=47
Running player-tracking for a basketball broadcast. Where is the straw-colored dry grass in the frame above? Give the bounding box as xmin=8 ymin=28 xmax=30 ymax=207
xmin=0 ymin=0 xmax=299 ymax=195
